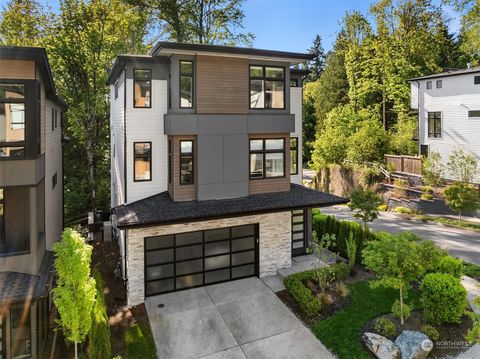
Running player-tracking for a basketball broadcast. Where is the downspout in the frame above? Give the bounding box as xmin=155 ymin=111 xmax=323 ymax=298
xmin=123 ymin=67 xmax=128 ymax=283
xmin=416 ymin=80 xmax=421 ymax=155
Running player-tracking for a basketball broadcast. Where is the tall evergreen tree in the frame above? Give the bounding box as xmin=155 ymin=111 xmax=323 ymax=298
xmin=306 ymin=34 xmax=326 ymax=82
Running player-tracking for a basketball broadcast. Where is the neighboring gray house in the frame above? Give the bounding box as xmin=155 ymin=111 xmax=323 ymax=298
xmin=107 ymin=42 xmax=346 ymax=306
xmin=410 ymin=66 xmax=480 ymax=181
xmin=0 ymin=46 xmax=65 ymax=359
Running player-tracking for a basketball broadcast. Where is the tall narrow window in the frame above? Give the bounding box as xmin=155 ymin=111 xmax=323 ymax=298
xmin=428 ymin=112 xmax=441 ymax=138
xmin=249 ymin=138 xmax=285 ymax=179
xmin=168 ymin=139 xmax=172 ymax=184
xmin=474 ymin=75 xmax=480 ymax=85
xmin=134 ymin=142 xmax=152 ymax=181
xmin=180 ymin=140 xmax=194 ymax=184
xmin=290 ymin=137 xmax=298 ymax=175
xmin=436 ymin=80 xmax=442 ymax=89
xmin=250 ymin=66 xmax=285 ymax=109
xmin=180 ymin=61 xmax=193 ymax=108
xmin=52 ymin=172 xmax=57 ymax=189
xmin=426 ymin=81 xmax=432 ymax=89
xmin=51 ymin=108 xmax=54 ymax=131
xmin=133 ymin=69 xmax=151 ymax=108
xmin=0 ymin=83 xmax=25 ymax=158
xmin=114 ymin=80 xmax=119 ymax=99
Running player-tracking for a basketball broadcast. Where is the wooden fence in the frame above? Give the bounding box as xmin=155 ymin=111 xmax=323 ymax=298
xmin=384 ymin=155 xmax=422 ymax=176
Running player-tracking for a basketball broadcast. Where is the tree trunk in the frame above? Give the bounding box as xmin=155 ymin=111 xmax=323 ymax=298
xmin=74 ymin=340 xmax=78 ymax=359
xmin=400 ymin=283 xmax=404 ymax=326
xmin=86 ymin=124 xmax=96 ymax=214
xmin=382 ymin=78 xmax=387 ymax=131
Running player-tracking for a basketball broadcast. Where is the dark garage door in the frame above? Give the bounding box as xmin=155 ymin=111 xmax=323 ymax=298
xmin=144 ymin=224 xmax=259 ymax=296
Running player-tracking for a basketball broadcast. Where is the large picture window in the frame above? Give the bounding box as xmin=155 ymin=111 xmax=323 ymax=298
xmin=180 ymin=61 xmax=193 ymax=108
xmin=250 ymin=65 xmax=285 ymax=109
xmin=134 ymin=69 xmax=151 ymax=108
xmin=180 ymin=140 xmax=194 ymax=185
xmin=0 ymin=83 xmax=25 ymax=158
xmin=134 ymin=142 xmax=152 ymax=181
xmin=290 ymin=137 xmax=298 ymax=175
xmin=249 ymin=138 xmax=285 ymax=179
xmin=428 ymin=112 xmax=441 ymax=138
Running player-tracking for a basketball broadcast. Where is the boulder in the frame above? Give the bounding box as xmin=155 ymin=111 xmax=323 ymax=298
xmin=363 ymin=332 xmax=401 ymax=359
xmin=395 ymin=330 xmax=433 ymax=359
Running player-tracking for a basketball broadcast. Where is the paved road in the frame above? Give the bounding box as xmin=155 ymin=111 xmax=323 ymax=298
xmin=319 ymin=206 xmax=480 ymax=265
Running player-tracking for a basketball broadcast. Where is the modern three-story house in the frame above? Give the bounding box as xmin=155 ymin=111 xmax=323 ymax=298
xmin=0 ymin=46 xmax=65 ymax=359
xmin=108 ymin=43 xmax=346 ymax=306
xmin=410 ymin=65 xmax=480 ymax=181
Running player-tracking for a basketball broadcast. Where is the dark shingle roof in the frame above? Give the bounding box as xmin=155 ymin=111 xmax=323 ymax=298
xmin=0 ymin=251 xmax=54 ymax=304
xmin=408 ymin=66 xmax=480 ymax=81
xmin=114 ymin=184 xmax=348 ymax=228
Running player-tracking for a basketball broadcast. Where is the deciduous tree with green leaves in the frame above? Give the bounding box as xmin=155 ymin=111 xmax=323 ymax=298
xmin=422 ymin=150 xmax=445 ymax=187
xmin=443 ymin=183 xmax=480 ymax=219
xmin=53 ymin=229 xmax=96 ymax=359
xmin=447 ymin=147 xmax=479 ymax=183
xmin=348 ymin=188 xmax=383 ymax=230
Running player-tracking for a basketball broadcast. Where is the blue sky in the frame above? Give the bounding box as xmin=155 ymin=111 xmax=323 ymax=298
xmin=1 ymin=0 xmax=461 ymax=53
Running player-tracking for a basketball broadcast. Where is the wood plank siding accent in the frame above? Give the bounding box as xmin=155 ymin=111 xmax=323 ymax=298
xmin=0 ymin=59 xmax=35 ymax=79
xmin=249 ymin=133 xmax=291 ymax=195
xmin=196 ymin=55 xmax=248 ymax=114
xmin=169 ymin=135 xmax=196 ymax=201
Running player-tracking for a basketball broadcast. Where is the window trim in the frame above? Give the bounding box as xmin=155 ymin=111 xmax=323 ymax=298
xmin=133 ymin=141 xmax=152 ymax=182
xmin=249 ymin=65 xmax=286 ymax=110
xmin=290 ymin=137 xmax=298 ymax=175
xmin=426 ymin=81 xmax=432 ymax=90
xmin=436 ymin=80 xmax=442 ymax=89
xmin=133 ymin=68 xmax=152 ymax=109
xmin=468 ymin=110 xmax=480 ymax=118
xmin=249 ymin=138 xmax=286 ymax=179
xmin=179 ymin=140 xmax=194 ymax=185
xmin=474 ymin=75 xmax=480 ymax=85
xmin=179 ymin=60 xmax=194 ymax=109
xmin=427 ymin=112 xmax=442 ymax=138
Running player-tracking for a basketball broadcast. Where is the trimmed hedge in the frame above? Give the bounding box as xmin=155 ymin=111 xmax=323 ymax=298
xmin=284 ymin=270 xmax=321 ymax=317
xmin=312 ymin=212 xmax=377 ymax=263
xmin=437 ymin=256 xmax=464 ymax=278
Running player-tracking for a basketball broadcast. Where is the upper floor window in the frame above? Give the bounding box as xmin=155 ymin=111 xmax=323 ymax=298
xmin=0 ymin=83 xmax=25 ymax=158
xmin=290 ymin=137 xmax=298 ymax=175
xmin=436 ymin=80 xmax=442 ymax=89
xmin=249 ymin=138 xmax=285 ymax=179
xmin=250 ymin=66 xmax=285 ymax=109
xmin=475 ymin=76 xmax=480 ymax=85
xmin=426 ymin=81 xmax=432 ymax=89
xmin=180 ymin=140 xmax=194 ymax=185
xmin=180 ymin=61 xmax=193 ymax=108
xmin=52 ymin=172 xmax=57 ymax=189
xmin=114 ymin=80 xmax=119 ymax=99
xmin=133 ymin=142 xmax=152 ymax=181
xmin=134 ymin=69 xmax=151 ymax=108
xmin=428 ymin=112 xmax=441 ymax=138
xmin=468 ymin=110 xmax=480 ymax=118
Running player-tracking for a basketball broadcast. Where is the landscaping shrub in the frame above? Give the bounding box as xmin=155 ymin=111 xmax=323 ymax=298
xmin=333 ymin=262 xmax=350 ymax=281
xmin=420 ymin=186 xmax=434 ymax=200
xmin=374 ymin=317 xmax=397 ymax=338
xmin=391 ymin=299 xmax=411 ymax=320
xmin=464 ymin=262 xmax=480 ymax=278
xmin=345 ymin=232 xmax=357 ymax=271
xmin=417 ymin=240 xmax=447 ymax=273
xmin=284 ymin=270 xmax=321 ymax=317
xmin=393 ymin=178 xmax=408 ymax=197
xmin=88 ymin=271 xmax=111 ymax=359
xmin=420 ymin=273 xmax=467 ymax=324
xmin=315 ymin=266 xmax=337 ymax=293
xmin=393 ymin=206 xmax=414 ymax=214
xmin=377 ymin=204 xmax=389 ymax=211
xmin=436 ymin=256 xmax=464 ymax=278
xmin=421 ymin=324 xmax=439 ymax=341
xmin=335 ymin=281 xmax=350 ymax=298
xmin=444 ymin=183 xmax=480 ymax=219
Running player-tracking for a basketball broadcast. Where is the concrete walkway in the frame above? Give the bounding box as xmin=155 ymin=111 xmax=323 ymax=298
xmin=457 ymin=276 xmax=480 ymax=359
xmin=145 ymin=277 xmax=335 ymax=359
xmin=320 ymin=205 xmax=480 ymax=264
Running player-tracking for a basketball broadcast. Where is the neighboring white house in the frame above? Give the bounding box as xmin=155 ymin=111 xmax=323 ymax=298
xmin=409 ymin=66 xmax=480 ymax=181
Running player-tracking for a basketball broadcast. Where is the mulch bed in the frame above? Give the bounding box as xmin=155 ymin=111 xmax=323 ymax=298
xmin=364 ymin=311 xmax=474 ymax=359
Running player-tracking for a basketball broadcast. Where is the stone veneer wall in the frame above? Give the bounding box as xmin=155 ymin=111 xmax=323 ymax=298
xmin=126 ymin=211 xmax=292 ymax=305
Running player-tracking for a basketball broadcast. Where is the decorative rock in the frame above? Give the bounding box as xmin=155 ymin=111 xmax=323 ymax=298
xmin=363 ymin=332 xmax=401 ymax=359
xmin=395 ymin=330 xmax=433 ymax=359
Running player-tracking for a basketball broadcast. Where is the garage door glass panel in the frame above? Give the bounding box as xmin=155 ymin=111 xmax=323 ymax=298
xmin=176 ymin=274 xmax=203 ymax=289
xmin=147 ymin=279 xmax=174 ymax=295
xmin=145 ymin=235 xmax=174 ymax=250
xmin=176 ymin=231 xmax=203 ymax=246
xmin=232 ymin=225 xmax=255 ymax=238
xmin=232 ymin=251 xmax=254 ymax=266
xmin=205 ymin=228 xmax=230 ymax=242
xmin=146 ymin=249 xmax=173 ymax=265
xmin=205 ymin=269 xmax=230 ymax=284
xmin=232 ymin=236 xmax=255 ymax=252
xmin=146 ymin=264 xmax=173 ymax=280
xmin=205 ymin=241 xmax=230 ymax=256
xmin=176 ymin=259 xmax=203 ymax=276
xmin=232 ymin=264 xmax=255 ymax=278
xmin=176 ymin=244 xmax=202 ymax=261
xmin=205 ymin=255 xmax=230 ymax=270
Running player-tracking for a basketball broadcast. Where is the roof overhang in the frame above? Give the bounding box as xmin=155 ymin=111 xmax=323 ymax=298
xmin=106 ymin=54 xmax=167 ymax=85
xmin=408 ymin=66 xmax=480 ymax=82
xmin=150 ymin=42 xmax=314 ymax=65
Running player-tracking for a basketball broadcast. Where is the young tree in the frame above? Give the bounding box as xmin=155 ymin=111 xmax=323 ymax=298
xmin=348 ymin=188 xmax=383 ymax=230
xmin=306 ymin=34 xmax=326 ymax=82
xmin=443 ymin=183 xmax=480 ymax=219
xmin=362 ymin=233 xmax=425 ymax=325
xmin=53 ymin=229 xmax=96 ymax=359
xmin=447 ymin=147 xmax=479 ymax=183
xmin=422 ymin=150 xmax=445 ymax=187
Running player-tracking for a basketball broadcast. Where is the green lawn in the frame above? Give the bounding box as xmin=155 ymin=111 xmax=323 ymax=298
xmin=417 ymin=216 xmax=480 ymax=232
xmin=311 ymin=280 xmax=420 ymax=359
xmin=124 ymin=322 xmax=156 ymax=359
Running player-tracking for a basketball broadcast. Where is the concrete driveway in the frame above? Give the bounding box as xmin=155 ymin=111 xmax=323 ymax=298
xmin=320 ymin=206 xmax=480 ymax=264
xmin=145 ymin=277 xmax=334 ymax=359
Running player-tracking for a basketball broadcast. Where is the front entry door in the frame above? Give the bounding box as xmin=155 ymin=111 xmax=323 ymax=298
xmin=291 ymin=210 xmax=307 ymax=256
